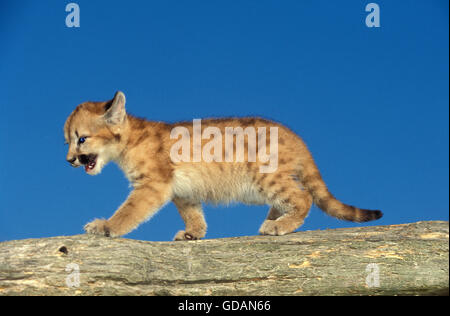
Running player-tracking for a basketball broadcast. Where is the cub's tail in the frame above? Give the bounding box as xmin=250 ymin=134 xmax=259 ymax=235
xmin=299 ymin=160 xmax=382 ymax=222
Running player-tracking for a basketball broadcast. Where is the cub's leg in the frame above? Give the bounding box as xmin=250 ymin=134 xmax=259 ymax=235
xmin=172 ymin=197 xmax=207 ymax=241
xmin=265 ymin=207 xmax=284 ymax=220
xmin=84 ymin=181 xmax=172 ymax=237
xmin=259 ymin=177 xmax=313 ymax=236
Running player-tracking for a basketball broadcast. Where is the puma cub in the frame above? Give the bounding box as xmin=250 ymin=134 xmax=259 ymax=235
xmin=64 ymin=91 xmax=382 ymax=240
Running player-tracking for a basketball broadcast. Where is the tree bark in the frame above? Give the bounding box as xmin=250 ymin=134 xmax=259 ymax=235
xmin=0 ymin=221 xmax=448 ymax=296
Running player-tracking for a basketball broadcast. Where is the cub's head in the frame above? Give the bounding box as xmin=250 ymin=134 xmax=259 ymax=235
xmin=64 ymin=91 xmax=127 ymax=175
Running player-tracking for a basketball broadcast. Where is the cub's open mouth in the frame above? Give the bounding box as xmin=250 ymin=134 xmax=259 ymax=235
xmin=85 ymin=159 xmax=96 ymax=172
xmin=79 ymin=154 xmax=97 ymax=173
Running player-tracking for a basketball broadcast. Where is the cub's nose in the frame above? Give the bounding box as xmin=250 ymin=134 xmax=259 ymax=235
xmin=67 ymin=157 xmax=76 ymax=164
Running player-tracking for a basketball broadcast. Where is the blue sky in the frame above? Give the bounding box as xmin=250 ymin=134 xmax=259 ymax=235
xmin=0 ymin=0 xmax=448 ymax=242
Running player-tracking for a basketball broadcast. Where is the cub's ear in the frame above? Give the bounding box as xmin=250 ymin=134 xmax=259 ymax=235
xmin=104 ymin=91 xmax=126 ymax=125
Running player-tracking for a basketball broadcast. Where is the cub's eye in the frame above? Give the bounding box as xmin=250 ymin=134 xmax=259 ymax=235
xmin=78 ymin=137 xmax=87 ymax=144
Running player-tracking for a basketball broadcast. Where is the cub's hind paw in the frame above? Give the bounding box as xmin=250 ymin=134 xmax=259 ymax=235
xmin=84 ymin=219 xmax=111 ymax=237
xmin=173 ymin=230 xmax=199 ymax=241
xmin=259 ymin=219 xmax=301 ymax=236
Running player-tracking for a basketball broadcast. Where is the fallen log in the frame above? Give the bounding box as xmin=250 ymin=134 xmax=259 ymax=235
xmin=0 ymin=221 xmax=448 ymax=295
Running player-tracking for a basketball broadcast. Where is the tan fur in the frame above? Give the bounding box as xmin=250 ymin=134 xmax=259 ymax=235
xmin=64 ymin=92 xmax=382 ymax=240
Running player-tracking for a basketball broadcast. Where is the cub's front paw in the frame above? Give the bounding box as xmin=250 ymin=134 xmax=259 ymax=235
xmin=173 ymin=230 xmax=199 ymax=241
xmin=84 ymin=219 xmax=112 ymax=237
